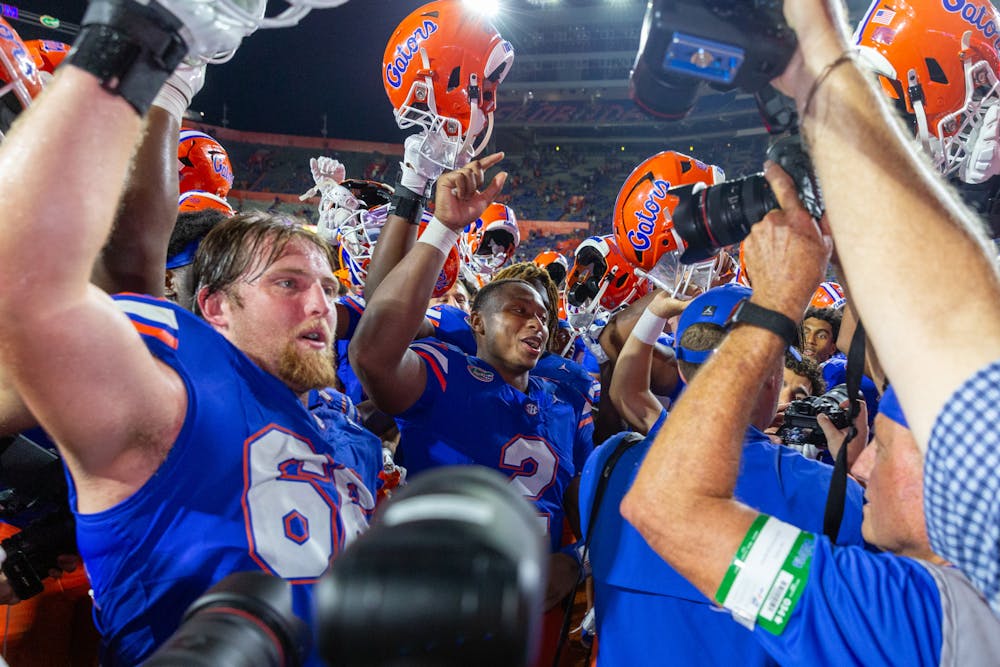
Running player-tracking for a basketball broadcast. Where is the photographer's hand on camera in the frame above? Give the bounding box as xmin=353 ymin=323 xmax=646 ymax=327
xmin=743 ymin=161 xmax=832 ymax=321
xmin=0 ymin=552 xmax=78 ymax=605
xmin=818 ymin=398 xmax=869 ymax=474
xmin=0 ymin=573 xmax=18 ymax=605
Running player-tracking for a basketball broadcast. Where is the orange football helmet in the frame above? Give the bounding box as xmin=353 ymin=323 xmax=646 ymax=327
xmin=810 ymin=281 xmax=847 ymax=309
xmin=732 ymin=240 xmax=752 ymax=287
xmin=178 ymin=129 xmax=235 ymax=198
xmin=177 ymin=190 xmax=236 ymax=217
xmin=24 ymin=40 xmax=69 ymax=77
xmin=459 ymin=202 xmax=519 ymax=286
xmin=854 ymin=0 xmax=1000 ymax=182
xmin=0 ymin=18 xmax=42 ymax=139
xmin=566 ymin=234 xmax=650 ymax=320
xmin=383 ymin=0 xmax=514 ymax=169
xmin=613 ymin=151 xmax=724 ymax=269
xmin=533 ymin=250 xmax=569 ymax=289
xmin=420 ymin=211 xmax=461 ymax=297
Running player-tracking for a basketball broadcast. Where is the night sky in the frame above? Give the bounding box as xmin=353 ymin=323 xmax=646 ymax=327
xmin=16 ymin=0 xmax=435 ymax=141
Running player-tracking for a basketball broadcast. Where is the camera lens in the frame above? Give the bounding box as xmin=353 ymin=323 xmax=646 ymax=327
xmin=143 ymin=572 xmax=310 ymax=667
xmin=629 ymin=59 xmax=704 ymax=120
xmin=672 ymin=176 xmax=778 ymax=263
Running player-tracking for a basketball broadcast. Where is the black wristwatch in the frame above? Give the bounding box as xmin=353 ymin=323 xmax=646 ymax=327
xmin=726 ymin=299 xmax=800 ymax=347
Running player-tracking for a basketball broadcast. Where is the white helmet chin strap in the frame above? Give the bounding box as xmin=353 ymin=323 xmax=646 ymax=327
xmin=908 ymin=67 xmax=933 ymax=157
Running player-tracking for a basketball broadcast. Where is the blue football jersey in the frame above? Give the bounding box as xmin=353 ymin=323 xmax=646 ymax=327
xmin=579 ymin=416 xmax=865 ymax=666
xmin=335 ymin=294 xmax=367 ymax=404
xmin=307 ymin=387 xmax=379 ymax=536
xmin=336 ymin=293 xmax=366 ymax=341
xmin=424 ymin=303 xmax=477 ymax=354
xmin=396 ymin=341 xmax=588 ymax=551
xmin=533 ymin=351 xmax=598 ymax=466
xmin=70 ymin=295 xmax=355 ymax=666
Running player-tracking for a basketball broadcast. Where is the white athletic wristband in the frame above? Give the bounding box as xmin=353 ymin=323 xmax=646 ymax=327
xmin=417 ymin=216 xmax=460 ymax=255
xmin=632 ymin=308 xmax=668 ymax=346
xmin=152 ymin=79 xmax=188 ymax=124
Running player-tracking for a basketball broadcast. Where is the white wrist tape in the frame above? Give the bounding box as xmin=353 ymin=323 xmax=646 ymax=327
xmin=632 ymin=308 xmax=668 ymax=346
xmin=417 ymin=216 xmax=460 ymax=255
xmin=152 ymin=79 xmax=188 ymax=124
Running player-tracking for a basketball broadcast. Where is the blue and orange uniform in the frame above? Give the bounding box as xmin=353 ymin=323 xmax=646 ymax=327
xmin=71 ymin=295 xmax=362 ymax=666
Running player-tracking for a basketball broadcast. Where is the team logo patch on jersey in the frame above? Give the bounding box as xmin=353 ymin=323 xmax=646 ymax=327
xmin=468 ymin=365 xmax=494 ymax=383
xmin=525 ymin=402 xmax=539 ymax=415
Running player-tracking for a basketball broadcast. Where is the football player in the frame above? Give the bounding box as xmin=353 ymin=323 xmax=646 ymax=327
xmin=0 ymin=2 xmax=356 ymax=665
xmin=351 ymin=155 xmax=589 ymax=627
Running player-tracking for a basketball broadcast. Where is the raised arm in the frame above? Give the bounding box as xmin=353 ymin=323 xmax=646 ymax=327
xmin=90 ymin=105 xmax=179 ymax=296
xmin=351 ymin=153 xmax=507 ymax=414
xmin=0 ymin=13 xmax=189 ymax=494
xmin=364 ymin=134 xmax=446 ymax=299
xmin=608 ymin=292 xmax=686 ymax=434
xmin=621 ymin=163 xmax=830 ymax=598
xmin=773 ymin=0 xmax=1000 ymax=448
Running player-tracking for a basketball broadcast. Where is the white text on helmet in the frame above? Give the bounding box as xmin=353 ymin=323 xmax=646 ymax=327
xmin=385 ymin=20 xmax=438 ymax=90
xmin=627 ymin=179 xmax=671 ymax=253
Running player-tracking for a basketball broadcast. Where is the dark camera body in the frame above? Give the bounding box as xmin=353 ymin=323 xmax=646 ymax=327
xmin=629 ymin=0 xmax=822 ymax=263
xmin=778 ymin=384 xmax=851 ymax=448
xmin=0 ymin=434 xmax=77 ymax=600
xmin=144 ymin=467 xmax=546 ymax=667
xmin=671 ymin=134 xmax=823 ymax=263
xmin=631 ymin=0 xmax=798 ymax=119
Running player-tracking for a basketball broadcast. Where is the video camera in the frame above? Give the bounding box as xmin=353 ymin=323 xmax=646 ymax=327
xmin=630 ymin=0 xmax=823 ymax=264
xmin=144 ymin=466 xmax=547 ymax=667
xmin=630 ymin=0 xmax=798 ymax=119
xmin=0 ymin=434 xmax=77 ymax=600
xmin=777 ymin=383 xmax=851 ymax=448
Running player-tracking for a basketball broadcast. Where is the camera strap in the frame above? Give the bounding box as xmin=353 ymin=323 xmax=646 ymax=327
xmin=821 ymin=320 xmax=866 ymax=541
xmin=552 ymin=430 xmax=644 ymax=667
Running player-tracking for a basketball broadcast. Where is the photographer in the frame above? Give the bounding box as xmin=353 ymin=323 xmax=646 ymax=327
xmin=622 ymin=164 xmax=1000 ymax=665
xmin=582 ymin=285 xmax=862 ymax=665
xmin=766 ymin=0 xmax=1000 ymax=611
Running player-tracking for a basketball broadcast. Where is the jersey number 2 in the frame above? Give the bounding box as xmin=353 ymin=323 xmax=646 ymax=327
xmin=500 ymin=436 xmax=558 ymax=533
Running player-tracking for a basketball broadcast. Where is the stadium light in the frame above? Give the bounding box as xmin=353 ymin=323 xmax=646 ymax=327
xmin=463 ymin=0 xmax=501 ymax=18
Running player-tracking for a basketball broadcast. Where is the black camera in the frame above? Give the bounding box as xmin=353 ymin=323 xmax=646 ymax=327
xmin=143 ymin=571 xmax=311 ymax=667
xmin=778 ymin=384 xmax=851 ymax=448
xmin=671 ymin=133 xmax=823 ymax=263
xmin=0 ymin=434 xmax=77 ymax=600
xmin=315 ymin=466 xmax=546 ymax=667
xmin=630 ymin=0 xmax=798 ymax=119
xmin=629 ymin=0 xmax=821 ymax=264
xmin=146 ymin=467 xmax=546 ymax=667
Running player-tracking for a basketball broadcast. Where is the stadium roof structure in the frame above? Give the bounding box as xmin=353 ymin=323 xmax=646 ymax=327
xmin=13 ymin=0 xmax=874 ymax=152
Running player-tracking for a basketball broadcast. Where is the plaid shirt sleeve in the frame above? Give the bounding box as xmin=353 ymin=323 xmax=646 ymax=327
xmin=925 ymin=357 xmax=1000 ymax=615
